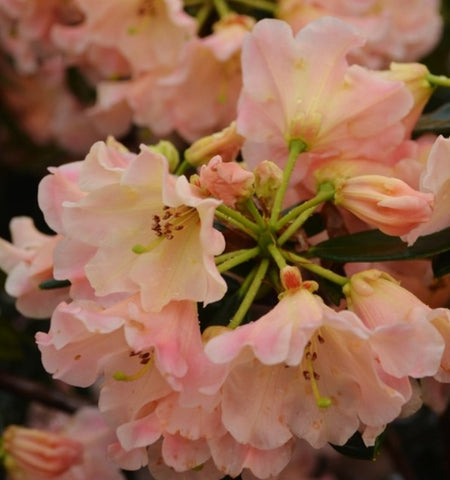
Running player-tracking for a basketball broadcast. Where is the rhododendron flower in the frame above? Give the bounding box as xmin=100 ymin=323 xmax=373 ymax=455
xmin=38 ymin=139 xmax=227 ymax=311
xmin=237 ymin=17 xmax=413 ymax=186
xmin=277 ymin=0 xmax=443 ymax=69
xmin=1 ymin=406 xmax=126 ymax=480
xmin=402 ymin=135 xmax=450 ymax=245
xmin=51 ymin=0 xmax=196 ymax=75
xmin=164 ymin=14 xmax=251 ymax=142
xmin=0 ymin=216 xmax=69 ymax=318
xmin=205 ymin=282 xmax=411 ymax=449
xmin=1 ymin=425 xmax=83 ymax=479
xmin=332 ymin=174 xmax=433 ymax=236
xmin=344 ymin=269 xmax=447 ymax=379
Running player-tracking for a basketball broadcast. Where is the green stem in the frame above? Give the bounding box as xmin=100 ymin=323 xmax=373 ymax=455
xmin=213 ymin=0 xmax=231 ymax=17
xmin=282 ymin=250 xmax=348 ymax=287
xmin=194 ymin=1 xmax=213 ymax=31
xmin=267 ymin=243 xmax=287 ymax=270
xmin=229 ymin=0 xmax=277 ymax=13
xmin=276 ymin=182 xmax=335 ymax=230
xmin=426 ymin=73 xmax=450 ymax=88
xmin=228 ymin=258 xmax=270 ymax=329
xmin=216 ymin=204 xmax=260 ymax=236
xmin=175 ymin=158 xmax=191 ymax=176
xmin=269 ymin=139 xmax=307 ymax=227
xmin=217 ymin=247 xmax=260 ymax=273
xmin=277 ymin=207 xmax=316 ymax=246
xmin=244 ymin=198 xmax=266 ymax=229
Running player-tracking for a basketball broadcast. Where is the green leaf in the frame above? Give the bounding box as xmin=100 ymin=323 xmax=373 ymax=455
xmin=330 ymin=430 xmax=385 ymax=461
xmin=414 ymin=102 xmax=450 ymax=136
xmin=306 ymin=227 xmax=450 ymax=263
xmin=39 ymin=278 xmax=71 ymax=290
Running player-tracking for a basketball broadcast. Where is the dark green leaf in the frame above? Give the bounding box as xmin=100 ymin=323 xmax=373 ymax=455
xmin=414 ymin=102 xmax=450 ymax=136
xmin=306 ymin=227 xmax=450 ymax=263
xmin=39 ymin=278 xmax=71 ymax=290
xmin=330 ymin=430 xmax=384 ymax=461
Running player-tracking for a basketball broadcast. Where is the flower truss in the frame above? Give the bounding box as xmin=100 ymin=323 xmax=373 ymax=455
xmin=1 ymin=4 xmax=450 ymax=480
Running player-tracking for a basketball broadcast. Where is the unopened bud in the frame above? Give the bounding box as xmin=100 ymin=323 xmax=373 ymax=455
xmin=199 ymin=155 xmax=254 ymax=207
xmin=334 ymin=175 xmax=434 ymax=236
xmin=148 ymin=140 xmax=180 ymax=172
xmin=254 ymin=161 xmax=283 ymax=210
xmin=184 ymin=122 xmax=244 ymax=167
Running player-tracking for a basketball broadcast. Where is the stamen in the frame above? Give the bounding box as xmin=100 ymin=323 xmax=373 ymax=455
xmin=303 ymin=338 xmax=332 ymax=409
xmin=113 ymin=351 xmax=154 ymax=382
xmin=132 ymin=205 xmax=197 ymax=254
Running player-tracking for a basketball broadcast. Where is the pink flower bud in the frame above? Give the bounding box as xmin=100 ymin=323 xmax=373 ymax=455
xmin=334 ymin=174 xmax=433 ymax=236
xmin=199 ymin=155 xmax=254 ymax=207
xmin=379 ymin=63 xmax=433 ymax=135
xmin=2 ymin=425 xmax=83 ymax=479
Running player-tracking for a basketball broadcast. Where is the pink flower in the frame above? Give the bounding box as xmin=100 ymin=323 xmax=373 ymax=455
xmin=52 ymin=0 xmax=196 ymax=75
xmin=333 ymin=174 xmax=433 ymax=236
xmin=237 ymin=17 xmax=413 ymax=186
xmin=1 ymin=425 xmax=83 ymax=479
xmin=402 ymin=135 xmax=450 ymax=245
xmin=165 ymin=14 xmax=251 ymax=142
xmin=2 ymin=406 xmax=126 ymax=480
xmin=199 ymin=155 xmax=255 ymax=207
xmin=0 ymin=217 xmax=69 ymax=318
xmin=277 ymin=0 xmax=442 ymax=69
xmin=0 ymin=57 xmax=131 ymax=155
xmin=39 ymin=139 xmax=227 ymax=311
xmin=343 ymin=269 xmax=446 ymax=379
xmin=205 ymin=283 xmax=411 ymax=449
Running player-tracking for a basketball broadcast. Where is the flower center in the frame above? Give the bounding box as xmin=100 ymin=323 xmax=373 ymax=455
xmin=132 ymin=205 xmax=197 ymax=254
xmin=113 ymin=349 xmax=154 ymax=382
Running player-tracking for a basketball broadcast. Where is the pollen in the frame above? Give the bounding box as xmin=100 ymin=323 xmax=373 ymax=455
xmin=132 ymin=205 xmax=197 ymax=254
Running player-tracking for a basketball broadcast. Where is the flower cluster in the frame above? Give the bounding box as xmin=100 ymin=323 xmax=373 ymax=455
xmin=0 ymin=0 xmax=442 ymax=154
xmin=1 ymin=13 xmax=450 ymax=480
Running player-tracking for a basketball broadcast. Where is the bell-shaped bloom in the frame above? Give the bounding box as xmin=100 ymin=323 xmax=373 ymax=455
xmin=39 ymin=140 xmax=227 ymax=312
xmin=237 ymin=17 xmax=413 ymax=186
xmin=277 ymin=0 xmax=443 ymax=70
xmin=0 ymin=217 xmax=69 ymax=318
xmin=344 ymin=269 xmax=447 ymax=379
xmin=402 ymin=135 xmax=450 ymax=245
xmin=332 ymin=174 xmax=433 ymax=236
xmin=205 ymin=284 xmax=411 ymax=449
xmin=1 ymin=425 xmax=83 ymax=479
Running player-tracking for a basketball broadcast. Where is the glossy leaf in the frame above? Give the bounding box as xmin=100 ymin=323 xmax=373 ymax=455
xmin=306 ymin=227 xmax=450 ymax=263
xmin=330 ymin=430 xmax=384 ymax=461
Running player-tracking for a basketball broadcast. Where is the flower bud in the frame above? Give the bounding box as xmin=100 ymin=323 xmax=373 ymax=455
xmin=2 ymin=425 xmax=83 ymax=479
xmin=148 ymin=140 xmax=180 ymax=172
xmin=184 ymin=122 xmax=244 ymax=167
xmin=334 ymin=174 xmax=433 ymax=236
xmin=379 ymin=63 xmax=433 ymax=134
xmin=199 ymin=155 xmax=254 ymax=207
xmin=254 ymin=160 xmax=283 ymax=210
